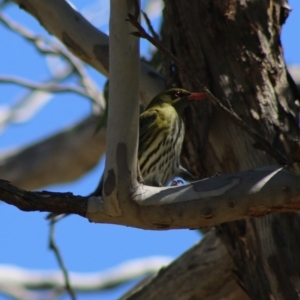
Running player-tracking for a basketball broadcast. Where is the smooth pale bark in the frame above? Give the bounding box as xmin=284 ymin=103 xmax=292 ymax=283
xmin=101 ymin=0 xmax=140 ymax=216
xmin=1 ymin=166 xmax=300 ymax=229
xmin=88 ymin=165 xmax=300 ymax=229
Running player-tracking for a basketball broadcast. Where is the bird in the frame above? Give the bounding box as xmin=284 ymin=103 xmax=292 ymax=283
xmin=47 ymin=88 xmax=205 ymax=219
xmin=137 ymin=87 xmax=206 ymax=187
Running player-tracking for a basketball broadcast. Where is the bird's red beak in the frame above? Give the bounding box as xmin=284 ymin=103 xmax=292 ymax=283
xmin=187 ymin=92 xmax=206 ymax=101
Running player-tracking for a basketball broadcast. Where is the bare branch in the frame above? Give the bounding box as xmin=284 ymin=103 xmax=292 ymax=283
xmin=89 ymin=165 xmax=300 ymax=228
xmin=141 ymin=10 xmax=160 ymax=41
xmin=1 ymin=166 xmax=300 ymax=229
xmin=0 ymin=76 xmax=90 ymax=98
xmin=0 ymin=10 xmax=104 ymax=107
xmin=10 ymin=0 xmax=166 ymax=106
xmin=49 ymin=221 xmax=76 ymax=300
xmin=0 ymin=257 xmax=172 ymax=291
xmin=0 ymin=10 xmax=60 ymax=56
xmin=0 ymin=115 xmax=106 ymax=190
xmin=0 ymin=179 xmax=87 ymax=215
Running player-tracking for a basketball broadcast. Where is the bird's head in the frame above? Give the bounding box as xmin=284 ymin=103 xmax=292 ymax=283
xmin=148 ymin=88 xmax=206 ymax=114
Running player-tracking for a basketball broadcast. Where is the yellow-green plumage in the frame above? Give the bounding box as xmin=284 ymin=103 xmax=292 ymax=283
xmin=138 ymin=88 xmax=205 ymax=186
xmin=46 ymin=88 xmax=205 ymax=220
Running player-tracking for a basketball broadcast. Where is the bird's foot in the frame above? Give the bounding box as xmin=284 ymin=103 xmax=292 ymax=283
xmin=171 ymin=179 xmax=184 ymax=186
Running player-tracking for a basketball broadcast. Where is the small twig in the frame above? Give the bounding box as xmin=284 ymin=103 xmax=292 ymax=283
xmin=128 ymin=14 xmax=195 ymax=81
xmin=132 ymin=0 xmax=140 ymax=21
xmin=0 ymin=12 xmax=104 ymax=107
xmin=0 ymin=66 xmax=76 ymax=130
xmin=141 ymin=10 xmax=160 ymax=41
xmin=49 ymin=220 xmax=76 ymax=300
xmin=127 ymin=14 xmax=290 ymax=166
xmin=0 ymin=11 xmax=59 ymax=57
xmin=0 ymin=76 xmax=92 ymax=99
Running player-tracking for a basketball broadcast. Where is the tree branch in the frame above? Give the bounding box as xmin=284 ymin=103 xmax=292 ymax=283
xmin=0 ymin=76 xmax=90 ymax=98
xmin=88 ymin=165 xmax=300 ymax=228
xmin=101 ymin=0 xmax=140 ymax=216
xmin=1 ymin=166 xmax=300 ymax=229
xmin=10 ymin=0 xmax=166 ymax=106
xmin=0 ymin=10 xmax=104 ymax=107
xmin=0 ymin=115 xmax=106 ymax=190
xmin=49 ymin=221 xmax=76 ymax=300
xmin=121 ymin=229 xmax=249 ymax=300
xmin=0 ymin=256 xmax=171 ymax=291
xmin=0 ymin=179 xmax=86 ymax=215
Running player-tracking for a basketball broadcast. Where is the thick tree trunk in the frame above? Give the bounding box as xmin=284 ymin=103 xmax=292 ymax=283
xmin=161 ymin=0 xmax=300 ymax=299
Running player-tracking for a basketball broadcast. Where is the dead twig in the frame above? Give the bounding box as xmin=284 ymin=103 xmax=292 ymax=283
xmin=0 ymin=76 xmax=88 ymax=97
xmin=141 ymin=10 xmax=160 ymax=41
xmin=49 ymin=220 xmax=77 ymax=300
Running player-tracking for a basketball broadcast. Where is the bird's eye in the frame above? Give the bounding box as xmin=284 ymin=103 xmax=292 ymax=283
xmin=174 ymin=91 xmax=181 ymax=98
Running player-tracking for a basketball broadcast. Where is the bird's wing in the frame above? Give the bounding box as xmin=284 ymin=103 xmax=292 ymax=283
xmin=138 ymin=108 xmax=159 ymax=158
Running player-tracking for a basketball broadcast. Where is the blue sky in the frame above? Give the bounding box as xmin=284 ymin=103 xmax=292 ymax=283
xmin=0 ymin=0 xmax=299 ymax=299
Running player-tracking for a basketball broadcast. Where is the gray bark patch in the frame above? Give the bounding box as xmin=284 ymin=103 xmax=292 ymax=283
xmin=104 ymin=169 xmax=116 ymax=196
xmin=117 ymin=143 xmax=129 ymax=177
